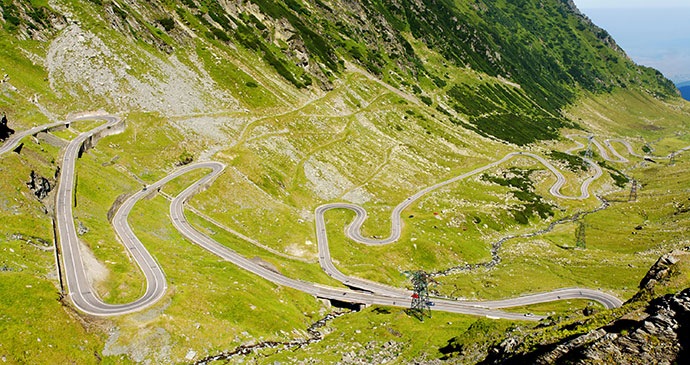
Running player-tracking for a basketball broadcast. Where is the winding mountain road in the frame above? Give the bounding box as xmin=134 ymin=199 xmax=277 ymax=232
xmin=55 ymin=115 xmax=170 ymax=316
xmin=169 ymin=163 xmax=546 ymax=321
xmin=169 ymin=164 xmax=623 ymax=317
xmin=11 ymin=114 xmax=687 ymax=319
xmin=0 ymin=114 xmax=96 ymax=155
xmin=313 ymin=146 xmax=610 ymax=301
xmin=605 ymin=138 xmax=690 ymax=161
xmin=567 ymin=134 xmax=690 ymax=163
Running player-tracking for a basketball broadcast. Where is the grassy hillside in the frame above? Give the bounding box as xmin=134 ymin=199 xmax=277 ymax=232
xmin=1 ymin=0 xmax=690 ymax=362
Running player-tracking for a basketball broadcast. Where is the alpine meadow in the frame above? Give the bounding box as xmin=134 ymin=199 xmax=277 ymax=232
xmin=1 ymin=0 xmax=690 ymax=363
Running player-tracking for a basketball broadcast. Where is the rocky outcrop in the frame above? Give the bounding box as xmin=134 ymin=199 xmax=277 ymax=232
xmin=8 ymin=233 xmax=51 ymax=250
xmin=560 ymin=0 xmax=628 ymax=58
xmin=594 ymin=289 xmax=688 ymax=360
xmin=479 ymin=248 xmax=690 ymax=364
xmin=0 ymin=1 xmax=66 ymax=41
xmin=107 ymin=193 xmax=131 ymax=222
xmin=528 ymin=289 xmax=690 ymax=364
xmin=629 ymin=249 xmax=686 ymax=302
xmin=46 ymin=25 xmax=236 ymax=116
xmin=26 ymin=170 xmax=52 ymax=199
xmin=76 ymin=220 xmax=89 ymax=236
xmin=0 ymin=114 xmax=14 ymax=141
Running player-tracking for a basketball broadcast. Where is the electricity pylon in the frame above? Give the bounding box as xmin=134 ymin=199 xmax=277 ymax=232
xmin=629 ymin=179 xmax=637 ymax=202
xmin=403 ymin=270 xmax=437 ymax=321
xmin=575 ymin=221 xmax=586 ymax=249
xmin=584 ymin=135 xmax=594 ymax=159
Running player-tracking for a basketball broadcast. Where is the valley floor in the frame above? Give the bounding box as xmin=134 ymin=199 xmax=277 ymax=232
xmin=2 ymin=104 xmax=690 ymax=363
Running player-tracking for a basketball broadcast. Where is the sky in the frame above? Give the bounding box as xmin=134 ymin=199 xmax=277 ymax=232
xmin=575 ymin=0 xmax=690 ymax=9
xmin=574 ymin=0 xmax=690 ymax=83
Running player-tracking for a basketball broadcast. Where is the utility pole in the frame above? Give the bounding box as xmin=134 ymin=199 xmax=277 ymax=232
xmin=629 ymin=179 xmax=637 ymax=202
xmin=575 ymin=221 xmax=586 ymax=249
xmin=403 ymin=270 xmax=437 ymax=321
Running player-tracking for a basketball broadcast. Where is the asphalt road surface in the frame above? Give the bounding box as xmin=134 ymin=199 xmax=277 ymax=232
xmin=10 ymin=115 xmax=684 ymax=318
xmin=166 ymin=145 xmax=624 ymax=316
xmin=0 ymin=114 xmax=99 ymax=154
xmin=567 ymin=134 xmax=690 ymax=163
xmin=313 ymin=149 xmax=611 ymax=304
xmin=54 ymin=114 xmax=170 ymax=316
xmin=0 ymin=113 xmax=167 ymax=315
xmin=168 ymin=162 xmax=544 ymax=321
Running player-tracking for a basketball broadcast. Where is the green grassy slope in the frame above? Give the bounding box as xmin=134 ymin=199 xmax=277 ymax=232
xmin=0 ymin=0 xmax=689 ymax=362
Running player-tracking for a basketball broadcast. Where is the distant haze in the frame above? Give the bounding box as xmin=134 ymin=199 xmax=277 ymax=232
xmin=575 ymin=0 xmax=690 ymax=9
xmin=574 ymin=2 xmax=690 ymax=85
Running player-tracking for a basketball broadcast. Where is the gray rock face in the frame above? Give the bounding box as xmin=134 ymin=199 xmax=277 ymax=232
xmin=561 ymin=289 xmax=689 ymax=364
xmin=0 ymin=114 xmax=14 ymax=141
xmin=485 ymin=289 xmax=690 ymax=365
xmin=26 ymin=170 xmax=52 ymax=199
xmin=76 ymin=220 xmax=89 ymax=236
xmin=631 ymin=251 xmax=681 ymax=302
xmin=481 ymin=249 xmax=690 ymax=364
xmin=561 ymin=0 xmax=584 ymax=16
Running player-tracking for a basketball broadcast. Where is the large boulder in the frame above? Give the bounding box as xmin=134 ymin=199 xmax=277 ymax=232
xmin=26 ymin=171 xmax=52 ymax=199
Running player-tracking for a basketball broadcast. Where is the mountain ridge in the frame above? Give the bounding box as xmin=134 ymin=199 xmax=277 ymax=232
xmin=1 ymin=0 xmax=690 ymax=363
xmin=677 ymin=81 xmax=690 ymax=100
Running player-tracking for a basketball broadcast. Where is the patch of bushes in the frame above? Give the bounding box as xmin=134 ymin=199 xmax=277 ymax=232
xmin=439 ymin=319 xmax=512 ymax=360
xmin=240 ymin=12 xmax=267 ymax=31
xmin=447 ymin=84 xmax=498 ymax=116
xmin=27 ymin=7 xmax=49 ymax=27
xmin=181 ymin=0 xmax=197 ymax=8
xmin=210 ymin=28 xmax=230 ymax=42
xmin=482 ymin=168 xmax=554 ymax=224
xmin=2 ymin=0 xmax=21 ymax=31
xmin=449 ymin=118 xmax=491 ymax=139
xmin=157 ymin=17 xmax=175 ymax=31
xmin=112 ymin=4 xmax=128 ymax=20
xmin=445 ymin=81 xmax=576 ymax=145
xmin=548 ymin=150 xmax=587 ymax=172
xmin=598 ymin=160 xmax=629 ymax=188
xmin=178 ymin=151 xmax=193 ymax=165
xmin=430 ymin=74 xmax=447 ymax=88
xmin=609 ymin=172 xmax=629 ymax=189
xmin=471 ymin=114 xmax=563 ymax=146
